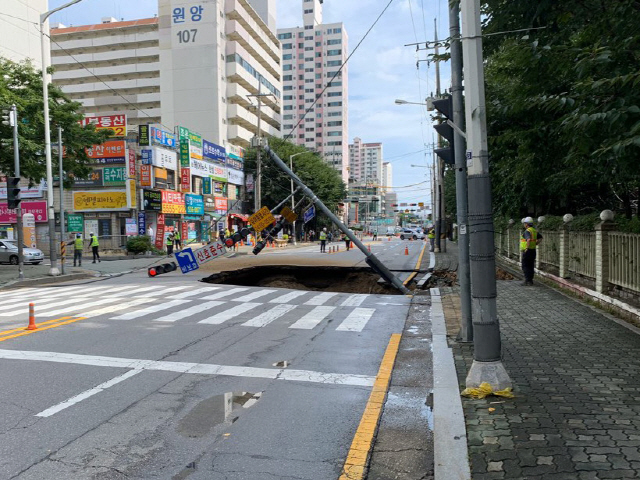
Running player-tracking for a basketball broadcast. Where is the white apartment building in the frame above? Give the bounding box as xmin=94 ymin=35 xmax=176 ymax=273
xmin=0 ymin=0 xmax=50 ymax=70
xmin=277 ymin=0 xmax=349 ymax=182
xmin=50 ymin=0 xmax=281 ymax=149
xmin=348 ymin=137 xmax=383 ymax=186
xmin=381 ymin=162 xmax=392 ymax=192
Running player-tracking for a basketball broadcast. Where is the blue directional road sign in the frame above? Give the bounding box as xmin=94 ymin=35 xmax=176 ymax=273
xmin=303 ymin=205 xmax=315 ymax=224
xmin=175 ymin=248 xmax=199 ymax=274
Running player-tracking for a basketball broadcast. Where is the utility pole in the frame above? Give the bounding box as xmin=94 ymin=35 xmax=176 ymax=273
xmin=249 ymin=81 xmax=275 ymax=213
xmin=58 ymin=126 xmax=66 ymax=275
xmin=433 ymin=21 xmax=442 ymax=253
xmin=461 ymin=0 xmax=511 ymax=389
xmin=5 ymin=105 xmax=25 ymax=280
xmin=450 ymin=0 xmax=473 ymax=342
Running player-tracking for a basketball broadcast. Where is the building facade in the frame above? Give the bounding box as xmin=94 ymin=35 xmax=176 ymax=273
xmin=277 ymin=0 xmax=349 ymax=182
xmin=0 ymin=0 xmax=50 ymax=70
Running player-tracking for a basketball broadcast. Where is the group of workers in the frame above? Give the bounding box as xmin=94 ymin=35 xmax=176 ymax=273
xmin=67 ymin=233 xmax=101 ymax=267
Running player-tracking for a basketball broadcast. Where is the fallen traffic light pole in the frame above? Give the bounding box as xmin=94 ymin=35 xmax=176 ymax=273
xmin=263 ymin=143 xmax=411 ymax=295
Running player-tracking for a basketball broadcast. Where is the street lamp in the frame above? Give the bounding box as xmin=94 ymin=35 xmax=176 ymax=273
xmin=40 ymin=0 xmax=84 ymax=276
xmin=289 ymin=152 xmax=305 ymax=244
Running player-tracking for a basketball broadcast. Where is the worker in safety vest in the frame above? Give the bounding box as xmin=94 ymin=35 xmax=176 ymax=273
xmin=89 ymin=233 xmax=101 ymax=263
xmin=521 ymin=217 xmax=543 ymax=286
xmin=427 ymin=227 xmax=436 ymax=252
xmin=174 ymin=228 xmax=182 ymax=250
xmin=166 ymin=232 xmax=174 ymax=257
xmin=319 ymin=228 xmax=327 ymax=253
xmin=67 ymin=233 xmax=83 ymax=267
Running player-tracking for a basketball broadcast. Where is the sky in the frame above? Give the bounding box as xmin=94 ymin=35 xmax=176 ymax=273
xmin=49 ymin=0 xmax=452 ymax=205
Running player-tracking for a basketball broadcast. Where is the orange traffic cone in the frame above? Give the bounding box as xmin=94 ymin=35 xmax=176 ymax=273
xmin=404 ymin=245 xmax=409 ymax=255
xmin=27 ymin=303 xmax=37 ymax=330
xmin=350 ymin=241 xmax=354 ymax=249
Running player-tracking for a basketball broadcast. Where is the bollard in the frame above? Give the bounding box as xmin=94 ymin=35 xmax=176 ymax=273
xmin=27 ymin=303 xmax=37 ymax=330
xmin=404 ymin=245 xmax=409 ymax=255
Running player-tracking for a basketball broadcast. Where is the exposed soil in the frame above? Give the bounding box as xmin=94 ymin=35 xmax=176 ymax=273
xmin=423 ymin=267 xmax=514 ymax=288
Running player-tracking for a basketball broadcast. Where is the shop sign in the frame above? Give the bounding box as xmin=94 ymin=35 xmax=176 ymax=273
xmin=72 ymin=170 xmax=103 ymax=187
xmin=189 ymin=158 xmax=219 ymax=178
xmin=125 ymin=218 xmax=137 ymax=236
xmin=214 ymin=181 xmax=225 ymax=195
xmin=86 ymin=140 xmax=126 ymax=163
xmin=0 ymin=181 xmax=44 ymax=199
xmin=138 ymin=211 xmax=146 ymax=236
xmin=246 ymin=173 xmax=254 ymax=193
xmin=155 ymin=224 xmax=165 ymax=250
xmin=81 ymin=114 xmax=127 ymax=137
xmin=161 ymin=190 xmax=186 ymax=214
xmin=185 ymin=194 xmax=204 ymax=215
xmin=142 ymin=146 xmax=177 ymax=171
xmin=0 ymin=201 xmax=48 ymax=223
xmin=214 ymin=197 xmax=227 ymax=211
xmin=138 ymin=125 xmax=150 ymax=146
xmin=140 ymin=164 xmax=152 ymax=187
xmin=128 ymin=149 xmax=136 ymax=177
xmin=150 ymin=126 xmax=176 ymax=149
xmin=143 ymin=189 xmax=162 ymax=211
xmin=67 ymin=213 xmax=84 ymax=232
xmin=103 ymin=167 xmax=126 ymax=185
xmin=179 ymin=138 xmax=190 ymax=167
xmin=227 ymin=169 xmax=244 ymax=186
xmin=73 ymin=190 xmax=128 ymax=212
xmin=202 ymin=177 xmax=211 ymax=195
xmin=227 ymin=144 xmax=244 ymax=160
xmin=226 ymin=156 xmax=243 ymax=170
xmin=203 ymin=195 xmax=216 ymax=212
xmin=203 ymin=140 xmax=226 ymax=162
xmin=210 ymin=164 xmax=227 ymax=182
xmin=84 ymin=219 xmax=98 ymax=239
xmin=181 ymin=168 xmax=191 ymax=192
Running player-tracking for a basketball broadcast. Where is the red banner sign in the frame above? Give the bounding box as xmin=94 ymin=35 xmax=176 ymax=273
xmin=0 ymin=201 xmax=48 ymax=223
xmin=140 ymin=165 xmax=152 ymax=187
xmin=214 ymin=197 xmax=228 ymax=211
xmin=128 ymin=149 xmax=136 ymax=177
xmin=155 ymin=224 xmax=165 ymax=250
xmin=181 ymin=167 xmax=191 ymax=192
xmin=81 ymin=115 xmax=127 ymax=137
xmin=86 ymin=140 xmax=126 ymax=160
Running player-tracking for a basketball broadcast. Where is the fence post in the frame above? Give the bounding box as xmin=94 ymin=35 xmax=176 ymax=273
xmin=506 ymin=219 xmax=514 ymax=259
xmin=595 ymin=210 xmax=616 ymax=294
xmin=559 ymin=214 xmax=573 ymax=278
xmin=536 ymin=216 xmax=545 ymax=271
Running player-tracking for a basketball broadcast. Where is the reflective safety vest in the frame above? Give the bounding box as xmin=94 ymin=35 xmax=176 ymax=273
xmin=427 ymin=229 xmax=435 ymax=239
xmin=319 ymin=231 xmax=327 ymax=240
xmin=525 ymin=226 xmax=538 ymax=250
xmin=519 ymin=233 xmax=527 ymax=251
xmin=166 ymin=236 xmax=173 ymax=246
xmin=90 ymin=236 xmax=99 ymax=247
xmin=74 ymin=238 xmax=83 ymax=250
xmin=174 ymin=231 xmax=180 ymax=240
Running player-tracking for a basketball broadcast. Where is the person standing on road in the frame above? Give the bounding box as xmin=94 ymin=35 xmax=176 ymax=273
xmin=319 ymin=228 xmax=327 ymax=253
xmin=89 ymin=233 xmax=100 ymax=263
xmin=174 ymin=228 xmax=182 ymax=251
xmin=521 ymin=217 xmax=542 ymax=285
xmin=427 ymin=226 xmax=436 ymax=251
xmin=67 ymin=233 xmax=83 ymax=267
xmin=372 ymin=228 xmax=378 ymax=241
xmin=166 ymin=232 xmax=174 ymax=257
xmin=342 ymin=232 xmax=351 ymax=251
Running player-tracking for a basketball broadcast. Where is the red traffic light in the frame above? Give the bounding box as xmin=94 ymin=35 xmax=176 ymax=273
xmin=148 ymin=262 xmax=177 ymax=277
xmin=148 ymin=267 xmax=158 ymax=277
xmin=225 ymin=238 xmax=235 ymax=248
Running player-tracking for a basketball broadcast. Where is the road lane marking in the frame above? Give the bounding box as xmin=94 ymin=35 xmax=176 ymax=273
xmin=340 ymin=294 xmax=368 ymax=307
xmin=339 ymin=334 xmax=401 ymax=480
xmin=35 ymin=369 xmax=143 ymax=418
xmin=198 ymin=302 xmax=261 ymax=324
xmin=148 ymin=285 xmax=191 ymax=295
xmin=82 ymin=298 xmax=158 ymax=317
xmin=153 ymin=301 xmax=225 ymax=322
xmin=110 ymin=300 xmax=191 ymax=320
xmin=113 ymin=285 xmax=160 ymax=296
xmin=304 ymin=292 xmax=338 ymax=306
xmin=403 ymin=241 xmax=428 ymax=286
xmin=0 ymin=296 xmax=92 ymax=316
xmin=0 ymin=317 xmax=86 ymax=342
xmin=168 ymin=286 xmax=219 ymax=299
xmin=42 ymin=297 xmax=126 ymax=318
xmin=0 ymin=317 xmax=74 ymax=339
xmin=336 ymin=308 xmax=376 ymax=332
xmin=0 ymin=348 xmax=374 ymax=393
xmin=269 ymin=290 xmax=307 ymax=304
xmin=241 ymin=304 xmax=297 ymax=327
xmin=289 ymin=306 xmax=335 ymax=329
xmin=201 ymin=287 xmax=249 ymax=300
xmin=232 ymin=289 xmax=276 ymax=302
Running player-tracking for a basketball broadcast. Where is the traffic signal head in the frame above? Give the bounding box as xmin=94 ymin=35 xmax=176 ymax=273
xmin=148 ymin=262 xmax=177 ymax=277
xmin=1 ymin=108 xmax=16 ymax=127
xmin=433 ymin=95 xmax=455 ymax=165
xmin=7 ymin=177 xmax=21 ymax=209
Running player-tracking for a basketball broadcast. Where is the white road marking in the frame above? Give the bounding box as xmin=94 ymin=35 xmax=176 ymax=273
xmin=82 ymin=298 xmax=158 ymax=317
xmin=147 ymin=285 xmax=191 ymax=295
xmin=232 ymin=289 xmax=276 ymax=302
xmin=6 ymin=297 xmax=91 ymax=315
xmin=0 ymin=287 xmax=89 ymax=308
xmin=336 ymin=308 xmax=376 ymax=332
xmin=168 ymin=286 xmax=219 ymax=299
xmin=153 ymin=301 xmax=226 ymax=322
xmin=304 ymin=292 xmax=338 ymax=306
xmin=114 ymin=285 xmax=161 ymax=296
xmin=198 ymin=302 xmax=261 ymax=324
xmin=0 ymin=349 xmax=374 ymax=389
xmin=0 ymin=288 xmax=41 ymax=299
xmin=269 ymin=291 xmax=307 ymax=304
xmin=241 ymin=304 xmax=297 ymax=327
xmin=110 ymin=300 xmax=191 ymax=320
xmin=40 ymin=297 xmax=123 ymax=317
xmin=289 ymin=306 xmax=335 ymax=329
xmin=92 ymin=285 xmax=142 ymax=296
xmin=201 ymin=287 xmax=250 ymax=300
xmin=340 ymin=294 xmax=368 ymax=307
xmin=35 ymin=369 xmax=143 ymax=418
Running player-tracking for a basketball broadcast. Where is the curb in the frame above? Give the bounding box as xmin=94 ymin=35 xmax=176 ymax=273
xmin=0 ymin=272 xmax=97 ymax=290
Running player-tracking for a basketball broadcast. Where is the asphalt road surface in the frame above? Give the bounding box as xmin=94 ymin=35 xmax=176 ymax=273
xmin=0 ymin=238 xmax=426 ymax=479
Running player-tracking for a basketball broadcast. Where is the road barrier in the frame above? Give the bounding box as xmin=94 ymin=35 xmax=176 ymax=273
xmin=27 ymin=303 xmax=37 ymax=330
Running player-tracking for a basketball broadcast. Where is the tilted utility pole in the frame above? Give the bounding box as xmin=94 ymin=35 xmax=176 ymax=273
xmin=6 ymin=105 xmax=25 ymax=280
xmin=449 ymin=0 xmax=473 ymax=342
xmin=461 ymin=0 xmax=511 ymax=389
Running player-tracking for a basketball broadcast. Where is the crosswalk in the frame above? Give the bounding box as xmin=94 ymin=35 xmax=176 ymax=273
xmin=0 ymin=284 xmax=408 ymax=333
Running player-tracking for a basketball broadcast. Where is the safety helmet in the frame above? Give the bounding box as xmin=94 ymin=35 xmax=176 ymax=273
xmin=524 ymin=216 xmax=534 ymax=224
xmin=76 ymin=233 xmax=81 ymax=238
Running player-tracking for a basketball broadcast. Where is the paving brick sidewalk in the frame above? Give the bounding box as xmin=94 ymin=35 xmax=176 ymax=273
xmin=436 ymin=243 xmax=640 ymax=479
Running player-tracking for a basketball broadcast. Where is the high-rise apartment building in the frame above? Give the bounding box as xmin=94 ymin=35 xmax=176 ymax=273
xmin=381 ymin=162 xmax=392 ymax=192
xmin=0 ymin=0 xmax=50 ymax=70
xmin=50 ymin=0 xmax=281 ymax=149
xmin=277 ymin=0 xmax=349 ymax=182
xmin=348 ymin=137 xmax=383 ymax=186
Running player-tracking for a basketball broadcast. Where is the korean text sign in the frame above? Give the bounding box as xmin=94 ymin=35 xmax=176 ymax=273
xmin=86 ymin=140 xmax=126 ymax=163
xmin=194 ymin=241 xmax=227 ymax=266
xmin=81 ymin=115 xmax=127 ymax=137
xmin=161 ymin=190 xmax=186 ymax=214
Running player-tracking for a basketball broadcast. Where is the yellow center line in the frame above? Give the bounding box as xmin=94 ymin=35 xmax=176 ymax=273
xmin=339 ymin=333 xmax=402 ymax=480
xmin=403 ymin=241 xmax=428 ymax=286
xmin=0 ymin=317 xmax=87 ymax=343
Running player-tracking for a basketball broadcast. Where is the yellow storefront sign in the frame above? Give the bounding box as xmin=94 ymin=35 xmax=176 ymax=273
xmin=73 ymin=190 xmax=128 ymax=212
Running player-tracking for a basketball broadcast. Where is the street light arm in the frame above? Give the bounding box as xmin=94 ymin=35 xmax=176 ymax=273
xmin=41 ymin=0 xmax=84 ymax=23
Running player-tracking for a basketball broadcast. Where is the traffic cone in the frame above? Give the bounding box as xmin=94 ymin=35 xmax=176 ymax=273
xmin=388 ymin=237 xmax=391 ymax=241
xmin=368 ymin=245 xmax=371 ymax=252
xmin=404 ymin=245 xmax=409 ymax=255
xmin=350 ymin=241 xmax=354 ymax=249
xmin=27 ymin=303 xmax=37 ymax=330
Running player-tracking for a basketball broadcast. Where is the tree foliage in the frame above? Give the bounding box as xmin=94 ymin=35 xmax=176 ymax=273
xmin=482 ymin=0 xmax=640 ymax=218
xmin=0 ymin=58 xmax=110 ymax=184
xmin=243 ymin=137 xmax=347 ymax=223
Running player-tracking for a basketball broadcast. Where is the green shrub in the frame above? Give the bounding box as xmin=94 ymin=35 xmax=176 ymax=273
xmin=126 ymin=235 xmax=153 ymax=254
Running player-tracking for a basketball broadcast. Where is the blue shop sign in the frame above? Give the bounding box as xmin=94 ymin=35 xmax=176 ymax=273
xmin=203 ymin=140 xmax=226 ymax=162
xmin=185 ymin=194 xmax=205 ymax=215
xmin=141 ymin=149 xmax=153 ymax=165
xmin=150 ymin=127 xmax=176 ymax=149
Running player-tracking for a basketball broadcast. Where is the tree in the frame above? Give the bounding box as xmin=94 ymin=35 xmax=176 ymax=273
xmin=243 ymin=137 xmax=347 ymax=224
xmin=0 ymin=58 xmax=110 ymax=184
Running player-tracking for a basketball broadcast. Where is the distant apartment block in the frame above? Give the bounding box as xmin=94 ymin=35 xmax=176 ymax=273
xmin=0 ymin=0 xmax=50 ymax=69
xmin=50 ymin=0 xmax=281 ymax=149
xmin=277 ymin=0 xmax=349 ymax=182
xmin=348 ymin=137 xmax=383 ymax=185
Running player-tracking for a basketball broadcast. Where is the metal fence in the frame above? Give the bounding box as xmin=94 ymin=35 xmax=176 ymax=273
xmin=538 ymin=230 xmax=560 ymax=269
xmin=609 ymin=232 xmax=640 ymax=292
xmin=568 ymin=232 xmax=596 ymax=278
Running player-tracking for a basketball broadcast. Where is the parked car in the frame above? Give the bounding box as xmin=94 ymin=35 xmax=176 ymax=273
xmin=0 ymin=240 xmax=45 ymax=265
xmin=399 ymin=228 xmax=425 ymax=240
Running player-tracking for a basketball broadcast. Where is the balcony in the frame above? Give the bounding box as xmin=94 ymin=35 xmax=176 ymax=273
xmin=226 ymin=20 xmax=280 ymax=80
xmin=225 ymin=0 xmax=280 ymax=61
xmin=226 ymin=62 xmax=279 ymax=112
xmin=227 ymin=104 xmax=280 ymax=138
xmin=227 ymin=124 xmax=253 ymax=148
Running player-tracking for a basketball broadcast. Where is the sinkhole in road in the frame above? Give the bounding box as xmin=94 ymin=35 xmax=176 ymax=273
xmin=202 ymin=266 xmax=402 ymax=294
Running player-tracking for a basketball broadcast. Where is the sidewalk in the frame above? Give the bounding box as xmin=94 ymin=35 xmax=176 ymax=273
xmin=438 ymin=242 xmax=640 ymax=479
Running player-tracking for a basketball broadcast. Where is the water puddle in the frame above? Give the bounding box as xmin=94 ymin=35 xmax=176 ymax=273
xmin=176 ymin=391 xmax=262 ymax=439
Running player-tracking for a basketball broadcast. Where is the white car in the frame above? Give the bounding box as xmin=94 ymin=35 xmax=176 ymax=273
xmin=399 ymin=229 xmax=425 ymax=240
xmin=0 ymin=239 xmax=45 ymax=265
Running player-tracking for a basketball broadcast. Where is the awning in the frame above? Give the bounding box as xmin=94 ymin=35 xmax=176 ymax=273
xmin=229 ymin=213 xmax=249 ymax=221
